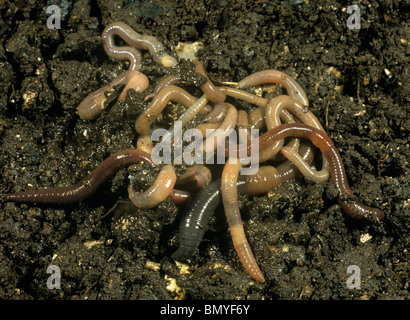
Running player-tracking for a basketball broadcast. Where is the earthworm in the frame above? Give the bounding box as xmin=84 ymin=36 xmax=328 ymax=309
xmin=195 ymin=122 xmax=221 ymax=137
xmin=160 ymin=94 xmax=210 ymax=154
xmin=219 ymin=86 xmax=268 ymax=108
xmin=102 ymin=22 xmax=178 ymax=68
xmin=78 ymin=70 xmax=149 ymax=120
xmin=260 ymin=95 xmax=328 ymax=164
xmin=135 ymin=85 xmax=197 ymax=135
xmin=227 ymin=103 xmax=297 ymax=163
xmin=221 ymin=158 xmax=265 ymax=283
xmin=163 ymin=94 xmax=210 ymax=153
xmin=201 ymin=102 xmax=227 ymax=123
xmin=243 ymin=165 xmax=282 ymax=196
xmin=237 ymin=109 xmax=251 ymax=145
xmin=172 ymin=94 xmax=208 ymax=131
xmin=118 ymin=71 xmax=150 ymax=101
xmin=247 ymin=107 xmax=266 ymax=130
xmin=128 ymin=164 xmax=176 ymax=209
xmin=169 ymin=189 xmax=191 ymax=205
xmin=237 ymin=69 xmax=309 ymax=107
xmin=102 ymin=30 xmax=142 ymax=71
xmin=265 ymin=95 xmax=323 ymax=131
xmin=144 ymin=74 xmax=181 ymax=101
xmin=256 ymin=123 xmax=384 ymax=220
xmin=281 ymin=146 xmax=329 ymax=183
xmin=5 ymin=149 xmax=154 ymax=204
xmin=193 ymin=59 xmax=226 ymax=103
xmin=237 ymin=109 xmax=249 ymax=131
xmin=153 ymin=74 xmax=181 ymax=94
xmin=172 ymin=144 xmax=314 ymax=261
xmin=276 ymin=142 xmax=315 ymax=182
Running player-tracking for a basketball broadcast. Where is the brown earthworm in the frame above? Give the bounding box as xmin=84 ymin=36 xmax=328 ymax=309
xmin=135 ymin=85 xmax=197 ymax=135
xmin=5 ymin=149 xmax=154 ymax=204
xmin=78 ymin=70 xmax=149 ymax=120
xmin=237 ymin=69 xmax=309 ymax=107
xmin=193 ymin=59 xmax=226 ymax=103
xmin=221 ymin=158 xmax=266 ymax=283
xmin=259 ymin=95 xmax=328 ymax=166
xmin=256 ymin=123 xmax=384 ymax=220
xmin=128 ymin=164 xmax=176 ymax=209
xmin=169 ymin=189 xmax=191 ymax=205
xmin=102 ymin=22 xmax=178 ymax=68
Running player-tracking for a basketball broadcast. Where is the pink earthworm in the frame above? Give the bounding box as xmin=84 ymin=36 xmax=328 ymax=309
xmin=201 ymin=102 xmax=227 ymax=123
xmin=237 ymin=69 xmax=309 ymax=107
xmin=221 ymin=158 xmax=266 ymax=283
xmin=135 ymin=85 xmax=197 ymax=135
xmin=219 ymin=86 xmax=268 ymax=108
xmin=128 ymin=164 xmax=177 ymax=209
xmin=77 ymin=70 xmax=149 ymax=120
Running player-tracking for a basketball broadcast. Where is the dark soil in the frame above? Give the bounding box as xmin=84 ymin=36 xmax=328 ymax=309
xmin=0 ymin=0 xmax=408 ymax=300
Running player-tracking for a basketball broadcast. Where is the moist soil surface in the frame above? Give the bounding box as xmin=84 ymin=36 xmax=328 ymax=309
xmin=0 ymin=0 xmax=408 ymax=300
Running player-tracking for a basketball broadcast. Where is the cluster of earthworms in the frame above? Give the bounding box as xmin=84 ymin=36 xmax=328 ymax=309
xmin=5 ymin=22 xmax=384 ymax=283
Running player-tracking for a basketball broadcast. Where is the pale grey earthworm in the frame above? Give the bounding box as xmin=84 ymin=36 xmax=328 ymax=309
xmin=102 ymin=22 xmax=178 ymax=68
